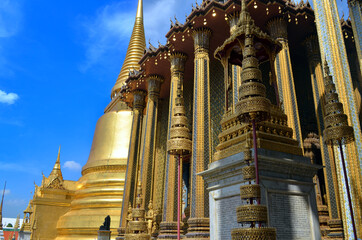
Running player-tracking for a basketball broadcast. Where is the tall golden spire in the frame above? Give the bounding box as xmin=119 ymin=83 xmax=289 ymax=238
xmin=49 ymin=145 xmax=63 ymax=181
xmin=111 ymin=0 xmax=146 ymax=97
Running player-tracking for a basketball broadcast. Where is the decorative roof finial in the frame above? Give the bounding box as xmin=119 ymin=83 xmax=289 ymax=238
xmin=49 ymin=146 xmax=63 ymax=181
xmin=136 ymin=0 xmax=143 ymax=19
xmin=323 ymin=60 xmax=354 ymax=144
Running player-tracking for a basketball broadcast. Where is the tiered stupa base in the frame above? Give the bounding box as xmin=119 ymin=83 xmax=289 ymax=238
xmin=184 ymin=218 xmax=210 ymax=239
xmin=157 ymin=222 xmax=180 ymax=239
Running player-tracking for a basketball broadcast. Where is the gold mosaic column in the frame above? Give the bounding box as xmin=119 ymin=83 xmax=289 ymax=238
xmin=158 ymin=53 xmax=187 ymax=239
xmin=228 ymin=11 xmax=242 ymax=111
xmin=267 ymin=18 xmax=303 ymax=147
xmin=119 ymin=90 xmax=146 ymax=233
xmin=313 ymin=0 xmax=362 ymax=237
xmin=185 ymin=28 xmax=212 ymax=239
xmin=139 ymin=75 xmax=163 ymax=210
xmin=152 ymin=98 xmax=168 ymax=223
xmin=304 ymin=35 xmax=342 ymax=221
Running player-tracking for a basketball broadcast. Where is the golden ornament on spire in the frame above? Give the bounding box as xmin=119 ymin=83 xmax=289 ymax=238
xmin=111 ymin=0 xmax=146 ymax=97
xmin=235 ymin=25 xmax=271 ymax=123
xmin=167 ymin=54 xmax=192 ymax=156
xmin=49 ymin=145 xmax=63 ymax=181
xmin=322 ymin=61 xmax=354 ymax=145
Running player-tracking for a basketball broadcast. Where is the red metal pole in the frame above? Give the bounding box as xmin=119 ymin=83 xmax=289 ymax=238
xmin=177 ymin=154 xmax=181 ymax=240
xmin=338 ymin=141 xmax=358 ymax=239
xmin=252 ymin=119 xmax=261 ymax=228
xmin=252 ymin=119 xmax=259 ymax=185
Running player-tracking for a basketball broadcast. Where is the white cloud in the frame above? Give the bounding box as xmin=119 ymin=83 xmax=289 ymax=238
xmin=144 ymin=0 xmax=196 ymax=45
xmin=4 ymin=189 xmax=11 ymax=195
xmin=63 ymin=161 xmax=82 ymax=171
xmin=0 ymin=0 xmax=22 ymax=38
xmin=0 ymin=90 xmax=19 ymax=104
xmin=80 ymin=0 xmax=198 ymax=70
xmin=79 ymin=2 xmax=135 ymax=71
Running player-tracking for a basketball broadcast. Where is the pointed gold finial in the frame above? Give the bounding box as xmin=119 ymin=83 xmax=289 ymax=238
xmin=49 ymin=146 xmax=63 ymax=181
xmin=136 ymin=0 xmax=143 ymax=19
xmin=55 ymin=145 xmax=61 ymax=169
xmin=111 ymin=0 xmax=146 ymax=98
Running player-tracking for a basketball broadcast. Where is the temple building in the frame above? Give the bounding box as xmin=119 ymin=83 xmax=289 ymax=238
xmin=22 ymin=0 xmax=362 ymax=239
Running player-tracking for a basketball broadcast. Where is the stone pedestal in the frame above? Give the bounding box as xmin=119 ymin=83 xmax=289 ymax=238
xmin=18 ymin=231 xmax=31 ymax=240
xmin=98 ymin=230 xmax=111 ymax=240
xmin=200 ymin=148 xmax=322 ymax=240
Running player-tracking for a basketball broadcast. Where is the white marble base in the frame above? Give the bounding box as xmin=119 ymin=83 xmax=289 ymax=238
xmin=200 ymin=148 xmax=322 ymax=240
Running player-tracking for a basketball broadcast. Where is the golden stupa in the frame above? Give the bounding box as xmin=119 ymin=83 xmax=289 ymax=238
xmin=54 ymin=0 xmax=146 ymax=239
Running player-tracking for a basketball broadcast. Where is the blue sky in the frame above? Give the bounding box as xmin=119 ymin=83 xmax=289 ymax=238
xmin=0 ymin=0 xmax=349 ymax=218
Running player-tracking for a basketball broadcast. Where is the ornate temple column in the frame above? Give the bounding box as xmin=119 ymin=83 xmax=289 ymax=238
xmin=118 ymin=90 xmax=146 ymax=232
xmin=139 ymin=75 xmax=163 ymax=210
xmin=228 ymin=13 xmax=242 ymax=112
xmin=158 ymin=53 xmax=187 ymax=239
xmin=304 ymin=35 xmax=342 ymax=221
xmin=185 ymin=28 xmax=212 ymax=239
xmin=267 ymin=18 xmax=303 ymax=147
xmin=313 ymin=0 xmax=362 ymax=237
xmin=348 ymin=0 xmax=362 ymax=76
xmin=152 ymin=98 xmax=168 ymax=221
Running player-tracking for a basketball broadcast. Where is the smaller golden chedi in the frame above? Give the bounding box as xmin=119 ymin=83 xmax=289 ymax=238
xmin=124 ymin=181 xmax=151 ymax=240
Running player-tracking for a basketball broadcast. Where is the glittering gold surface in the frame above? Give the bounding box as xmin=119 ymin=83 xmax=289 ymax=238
xmin=55 ymin=111 xmax=132 ymax=240
xmin=111 ymin=0 xmax=146 ymax=97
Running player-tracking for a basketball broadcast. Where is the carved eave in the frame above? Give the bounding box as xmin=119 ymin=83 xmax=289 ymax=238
xmin=120 ymin=44 xmax=169 ymax=109
xmin=214 ymin=20 xmax=282 ymax=63
xmin=166 ymin=0 xmax=237 ymax=40
xmin=121 ymin=71 xmax=144 ymax=109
